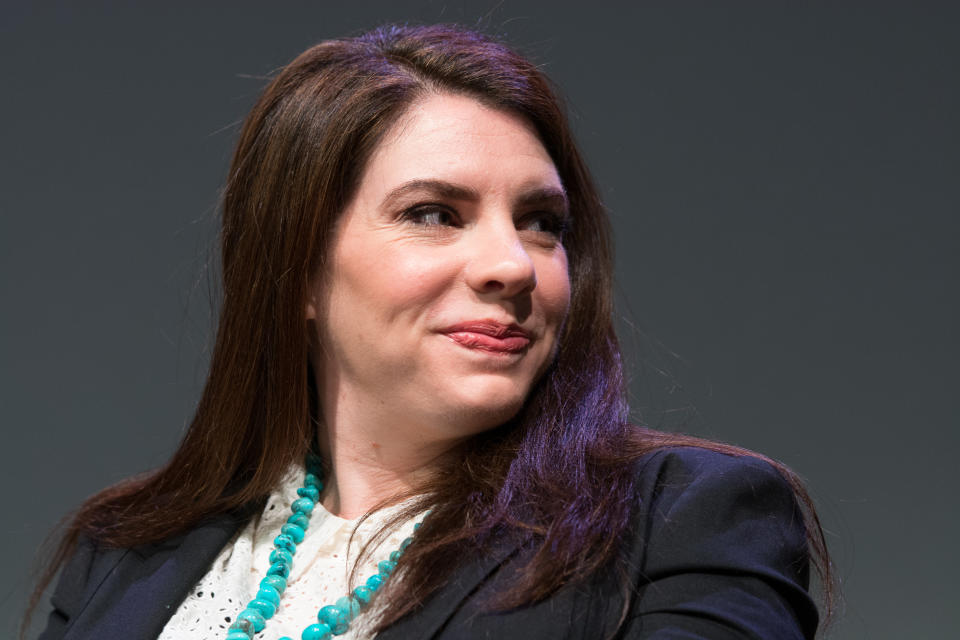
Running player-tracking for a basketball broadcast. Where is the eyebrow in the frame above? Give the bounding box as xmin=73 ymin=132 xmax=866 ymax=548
xmin=380 ymin=179 xmax=570 ymax=215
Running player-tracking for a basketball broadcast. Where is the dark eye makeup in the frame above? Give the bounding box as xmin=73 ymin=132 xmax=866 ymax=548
xmin=398 ymin=203 xmax=570 ymax=242
xmin=399 ymin=204 xmax=459 ymax=227
xmin=519 ymin=211 xmax=571 ymax=239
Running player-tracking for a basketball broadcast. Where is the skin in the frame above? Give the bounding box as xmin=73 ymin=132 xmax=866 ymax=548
xmin=306 ymin=92 xmax=571 ymax=518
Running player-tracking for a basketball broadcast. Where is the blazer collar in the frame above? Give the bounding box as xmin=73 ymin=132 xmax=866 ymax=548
xmin=375 ymin=533 xmax=524 ymax=640
xmin=61 ymin=514 xmax=524 ymax=640
xmin=62 ymin=513 xmax=244 ymax=640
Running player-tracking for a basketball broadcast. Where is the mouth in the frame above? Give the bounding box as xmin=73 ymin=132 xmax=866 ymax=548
xmin=440 ymin=320 xmax=532 ymax=354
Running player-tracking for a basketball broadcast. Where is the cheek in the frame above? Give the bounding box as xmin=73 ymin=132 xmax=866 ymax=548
xmin=335 ymin=242 xmax=456 ymax=323
xmin=536 ymin=252 xmax=572 ymax=321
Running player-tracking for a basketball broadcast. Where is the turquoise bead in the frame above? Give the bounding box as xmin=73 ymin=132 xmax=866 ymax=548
xmin=257 ymin=585 xmax=280 ymax=605
xmin=274 ymin=534 xmax=297 ymax=553
xmin=261 ymin=574 xmax=287 ymax=593
xmin=228 ymin=618 xmax=253 ymax=634
xmin=287 ymin=513 xmax=310 ymax=529
xmin=335 ymin=595 xmax=361 ymax=620
xmin=249 ymin=597 xmax=277 ymax=618
xmin=297 ymin=486 xmax=320 ymax=502
xmin=269 ymin=548 xmax=294 ymax=566
xmin=282 ymin=522 xmax=306 ymax=543
xmin=236 ymin=608 xmax=266 ymax=632
xmin=291 ymin=497 xmax=316 ymax=515
xmin=353 ymin=585 xmax=373 ymax=605
xmin=317 ymin=605 xmax=349 ymax=634
xmin=267 ymin=560 xmax=290 ymax=578
xmin=304 ymin=472 xmax=323 ymax=489
xmin=279 ymin=637 xmax=294 ymax=640
xmin=378 ymin=560 xmax=397 ymax=576
xmin=226 ymin=458 xmax=428 ymax=640
xmin=302 ymin=622 xmax=332 ymax=640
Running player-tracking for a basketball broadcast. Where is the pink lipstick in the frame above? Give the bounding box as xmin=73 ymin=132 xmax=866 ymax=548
xmin=441 ymin=320 xmax=531 ymax=353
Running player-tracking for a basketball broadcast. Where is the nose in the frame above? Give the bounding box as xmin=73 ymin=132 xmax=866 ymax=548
xmin=463 ymin=221 xmax=537 ymax=297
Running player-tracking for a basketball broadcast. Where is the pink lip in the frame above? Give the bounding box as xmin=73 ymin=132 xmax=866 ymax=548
xmin=440 ymin=320 xmax=531 ymax=353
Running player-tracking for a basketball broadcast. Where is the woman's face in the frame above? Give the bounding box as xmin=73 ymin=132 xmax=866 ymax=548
xmin=307 ymin=92 xmax=571 ymax=440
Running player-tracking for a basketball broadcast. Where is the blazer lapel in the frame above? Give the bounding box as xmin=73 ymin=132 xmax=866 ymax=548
xmin=63 ymin=514 xmax=244 ymax=640
xmin=375 ymin=534 xmax=524 ymax=640
xmin=59 ymin=513 xmax=522 ymax=640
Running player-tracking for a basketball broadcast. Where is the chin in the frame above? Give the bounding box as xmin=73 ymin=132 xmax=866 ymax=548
xmin=438 ymin=378 xmax=530 ymax=431
xmin=442 ymin=404 xmax=524 ymax=437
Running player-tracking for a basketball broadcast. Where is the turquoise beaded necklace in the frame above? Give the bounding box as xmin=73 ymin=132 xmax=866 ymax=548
xmin=225 ymin=455 xmax=425 ymax=640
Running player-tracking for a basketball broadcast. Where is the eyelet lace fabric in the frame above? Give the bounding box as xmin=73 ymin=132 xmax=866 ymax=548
xmin=159 ymin=464 xmax=423 ymax=640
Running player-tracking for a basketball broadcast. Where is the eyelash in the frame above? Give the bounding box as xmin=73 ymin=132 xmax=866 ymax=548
xmin=401 ymin=205 xmax=458 ymax=228
xmin=399 ymin=204 xmax=570 ymax=241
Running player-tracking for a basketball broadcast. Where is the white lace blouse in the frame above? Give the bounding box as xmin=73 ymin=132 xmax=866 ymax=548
xmin=159 ymin=464 xmax=423 ymax=640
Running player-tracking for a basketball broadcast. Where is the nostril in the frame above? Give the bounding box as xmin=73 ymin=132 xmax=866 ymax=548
xmin=483 ymin=280 xmax=506 ymax=292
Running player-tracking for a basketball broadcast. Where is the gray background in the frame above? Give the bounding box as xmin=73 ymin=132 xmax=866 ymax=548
xmin=2 ymin=2 xmax=957 ymax=638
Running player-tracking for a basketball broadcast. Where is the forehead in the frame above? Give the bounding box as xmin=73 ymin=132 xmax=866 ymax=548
xmin=357 ymin=91 xmax=562 ymax=196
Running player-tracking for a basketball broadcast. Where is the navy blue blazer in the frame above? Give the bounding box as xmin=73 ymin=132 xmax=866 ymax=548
xmin=38 ymin=447 xmax=819 ymax=639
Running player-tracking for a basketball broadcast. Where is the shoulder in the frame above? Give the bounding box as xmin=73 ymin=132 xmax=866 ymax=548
xmin=628 ymin=445 xmax=808 ymax=567
xmin=631 ymin=445 xmax=798 ymax=511
xmin=39 ymin=535 xmax=129 ymax=639
xmin=620 ymin=445 xmax=819 ymax=638
xmin=633 ymin=443 xmax=788 ymax=481
xmin=39 ymin=513 xmax=248 ymax=640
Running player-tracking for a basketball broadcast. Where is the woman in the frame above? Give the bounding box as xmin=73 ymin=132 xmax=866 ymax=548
xmin=31 ymin=24 xmax=831 ymax=640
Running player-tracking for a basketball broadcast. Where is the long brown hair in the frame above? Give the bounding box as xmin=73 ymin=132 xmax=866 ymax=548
xmin=29 ymin=23 xmax=834 ymax=634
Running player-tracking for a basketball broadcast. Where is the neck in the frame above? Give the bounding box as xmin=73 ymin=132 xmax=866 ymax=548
xmin=316 ymin=397 xmax=460 ymax=519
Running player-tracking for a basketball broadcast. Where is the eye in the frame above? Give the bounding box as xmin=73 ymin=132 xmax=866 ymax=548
xmin=400 ymin=204 xmax=459 ymax=227
xmin=519 ymin=211 xmax=570 ymax=241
